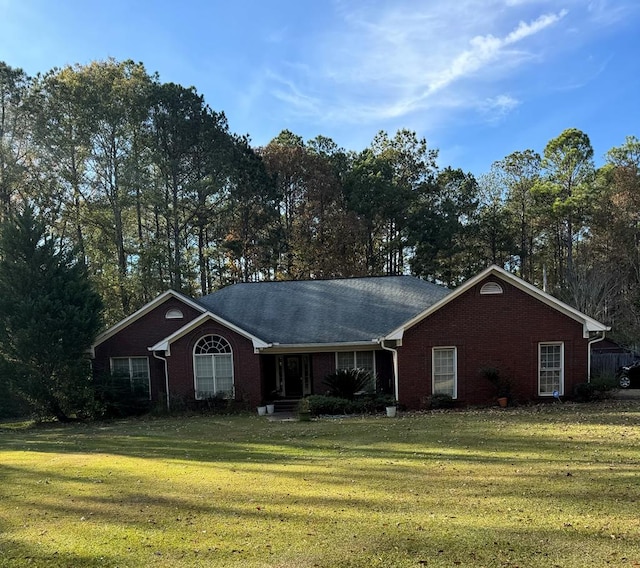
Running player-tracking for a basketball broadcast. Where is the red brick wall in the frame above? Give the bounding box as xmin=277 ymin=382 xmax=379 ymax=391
xmin=397 ymin=276 xmax=589 ymax=409
xmin=312 ymin=353 xmax=336 ymax=395
xmin=165 ymin=322 xmax=261 ymax=407
xmin=93 ymin=297 xmax=203 ymax=401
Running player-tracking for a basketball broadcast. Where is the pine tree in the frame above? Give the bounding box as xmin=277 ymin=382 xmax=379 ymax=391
xmin=0 ymin=207 xmax=103 ymax=420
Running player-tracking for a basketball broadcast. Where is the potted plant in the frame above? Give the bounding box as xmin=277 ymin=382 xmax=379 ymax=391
xmin=257 ymin=404 xmax=267 ymax=416
xmin=298 ymin=397 xmax=312 ymax=421
xmin=266 ymin=390 xmax=278 ymax=414
xmin=481 ymin=367 xmax=511 ymax=407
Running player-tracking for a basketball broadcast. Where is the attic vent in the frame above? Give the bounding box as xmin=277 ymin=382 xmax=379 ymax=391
xmin=165 ymin=308 xmax=184 ymax=319
xmin=480 ymin=281 xmax=503 ymax=295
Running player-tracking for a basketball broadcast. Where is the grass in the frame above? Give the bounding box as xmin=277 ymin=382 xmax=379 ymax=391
xmin=1 ymin=401 xmax=639 ymax=567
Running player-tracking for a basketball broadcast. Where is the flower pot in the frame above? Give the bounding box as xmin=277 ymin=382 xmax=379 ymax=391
xmin=386 ymin=405 xmax=397 ymax=418
xmin=257 ymin=406 xmax=267 ymax=416
xmin=497 ymin=397 xmax=508 ymax=408
xmin=266 ymin=404 xmax=275 ymax=415
xmin=298 ymin=411 xmax=311 ymax=422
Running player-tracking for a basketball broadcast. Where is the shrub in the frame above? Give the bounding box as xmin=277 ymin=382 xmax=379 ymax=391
xmin=305 ymin=393 xmax=395 ymax=416
xmin=323 ymin=368 xmax=373 ymax=400
xmin=93 ymin=373 xmax=152 ymax=418
xmin=573 ymin=374 xmax=618 ymax=402
xmin=427 ymin=393 xmax=455 ymax=409
xmin=305 ymin=395 xmax=350 ymax=416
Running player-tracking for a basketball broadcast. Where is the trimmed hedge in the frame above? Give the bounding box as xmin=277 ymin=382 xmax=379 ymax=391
xmin=306 ymin=393 xmax=395 ymax=416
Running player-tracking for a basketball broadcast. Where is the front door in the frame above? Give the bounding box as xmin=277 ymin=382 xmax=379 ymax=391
xmin=277 ymin=355 xmax=312 ymax=397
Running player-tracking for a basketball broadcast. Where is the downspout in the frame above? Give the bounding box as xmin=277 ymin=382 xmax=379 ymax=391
xmin=587 ymin=331 xmax=606 ymax=383
xmin=379 ymin=339 xmax=399 ymax=402
xmin=153 ymin=351 xmax=170 ymax=412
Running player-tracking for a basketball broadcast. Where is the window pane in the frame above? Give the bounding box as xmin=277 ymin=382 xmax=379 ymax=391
xmin=111 ymin=357 xmax=149 ymax=397
xmin=195 ymin=355 xmax=215 ymax=397
xmin=215 ymin=354 xmax=233 ymax=394
xmin=195 ymin=355 xmax=214 ymax=378
xmin=433 ymin=348 xmax=455 ymax=397
xmin=195 ymin=353 xmax=234 ymax=399
xmin=111 ymin=358 xmax=130 ymax=376
xmin=130 ymin=358 xmax=148 ymax=379
xmin=195 ymin=334 xmax=231 ymax=354
xmin=539 ymin=344 xmax=562 ymax=395
xmin=130 ymin=358 xmax=150 ymax=397
xmin=337 ymin=352 xmax=354 ymax=370
xmin=355 ymin=351 xmax=374 ymax=372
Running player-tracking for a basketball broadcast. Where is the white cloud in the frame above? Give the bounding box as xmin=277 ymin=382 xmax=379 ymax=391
xmin=265 ymin=0 xmax=629 ymax=136
xmin=505 ymin=10 xmax=568 ymax=43
xmin=272 ymin=0 xmax=568 ymax=128
xmin=478 ymin=94 xmax=521 ymax=119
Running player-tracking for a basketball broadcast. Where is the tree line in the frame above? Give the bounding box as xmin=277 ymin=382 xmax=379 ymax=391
xmin=1 ymin=59 xmax=639 ymax=346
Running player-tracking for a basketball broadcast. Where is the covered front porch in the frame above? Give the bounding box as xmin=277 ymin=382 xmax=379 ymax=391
xmin=257 ymin=349 xmax=395 ymax=407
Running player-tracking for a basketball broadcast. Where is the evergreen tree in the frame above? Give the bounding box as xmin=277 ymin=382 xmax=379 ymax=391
xmin=0 ymin=207 xmax=103 ymax=420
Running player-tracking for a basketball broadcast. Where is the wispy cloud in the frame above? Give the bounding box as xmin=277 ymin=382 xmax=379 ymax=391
xmin=425 ymin=10 xmax=568 ymax=94
xmin=267 ymin=1 xmax=573 ymax=129
xmin=478 ymin=94 xmax=521 ymax=120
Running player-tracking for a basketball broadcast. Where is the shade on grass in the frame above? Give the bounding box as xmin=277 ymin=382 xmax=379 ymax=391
xmin=1 ymin=401 xmax=639 ymax=567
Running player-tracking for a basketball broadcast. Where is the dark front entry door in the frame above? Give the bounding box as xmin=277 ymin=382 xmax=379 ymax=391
xmin=284 ymin=356 xmax=303 ymax=397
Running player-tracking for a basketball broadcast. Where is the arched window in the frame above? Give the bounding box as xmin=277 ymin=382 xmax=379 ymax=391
xmin=165 ymin=308 xmax=184 ymax=319
xmin=480 ymin=281 xmax=503 ymax=295
xmin=193 ymin=335 xmax=234 ymax=399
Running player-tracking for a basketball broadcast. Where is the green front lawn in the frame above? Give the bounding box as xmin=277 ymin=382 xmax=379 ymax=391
xmin=1 ymin=402 xmax=639 ymax=567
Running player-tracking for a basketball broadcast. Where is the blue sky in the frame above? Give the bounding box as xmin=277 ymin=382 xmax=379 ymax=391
xmin=1 ymin=0 xmax=638 ymax=176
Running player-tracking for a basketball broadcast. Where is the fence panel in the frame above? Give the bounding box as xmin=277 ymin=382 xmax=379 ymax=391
xmin=591 ymin=353 xmax=637 ymax=377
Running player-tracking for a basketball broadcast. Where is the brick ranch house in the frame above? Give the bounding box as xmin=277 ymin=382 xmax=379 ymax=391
xmin=91 ymin=265 xmax=609 ymax=410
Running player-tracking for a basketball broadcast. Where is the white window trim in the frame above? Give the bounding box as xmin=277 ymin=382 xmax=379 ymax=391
xmin=432 ymin=346 xmax=457 ymax=399
xmin=109 ymin=357 xmax=151 ymax=400
xmin=538 ymin=342 xmax=564 ymax=396
xmin=193 ymin=335 xmax=235 ymax=400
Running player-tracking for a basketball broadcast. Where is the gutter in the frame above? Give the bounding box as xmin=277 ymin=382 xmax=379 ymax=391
xmin=587 ymin=331 xmax=606 ymax=382
xmin=258 ymin=341 xmax=379 ymax=354
xmin=378 ymin=339 xmax=399 ymax=402
xmin=152 ymin=350 xmax=171 ymax=412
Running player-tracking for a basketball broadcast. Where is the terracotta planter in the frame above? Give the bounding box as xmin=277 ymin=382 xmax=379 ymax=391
xmin=497 ymin=397 xmax=508 ymax=408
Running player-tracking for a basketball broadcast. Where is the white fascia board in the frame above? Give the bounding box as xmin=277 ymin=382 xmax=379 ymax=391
xmin=148 ymin=312 xmax=269 ymax=356
xmin=385 ymin=265 xmax=610 ymax=341
xmin=260 ymin=341 xmax=380 ymax=354
xmin=92 ymin=289 xmax=207 ymax=351
xmin=487 ymin=266 xmax=610 ymax=336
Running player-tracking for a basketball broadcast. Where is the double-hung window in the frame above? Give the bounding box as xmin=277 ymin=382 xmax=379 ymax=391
xmin=336 ymin=351 xmax=375 ymax=374
xmin=432 ymin=347 xmax=457 ymax=398
xmin=110 ymin=357 xmax=151 ymax=398
xmin=194 ymin=335 xmax=234 ymax=399
xmin=539 ymin=342 xmax=564 ymax=396
xmin=336 ymin=351 xmax=376 ymax=388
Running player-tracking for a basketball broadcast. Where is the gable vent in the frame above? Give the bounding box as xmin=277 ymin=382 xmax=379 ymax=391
xmin=480 ymin=281 xmax=503 ymax=295
xmin=165 ymin=308 xmax=184 ymax=319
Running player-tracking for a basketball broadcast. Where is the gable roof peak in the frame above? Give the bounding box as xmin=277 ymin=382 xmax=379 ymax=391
xmin=92 ymin=289 xmax=206 ymax=352
xmin=386 ymin=264 xmax=609 ymax=340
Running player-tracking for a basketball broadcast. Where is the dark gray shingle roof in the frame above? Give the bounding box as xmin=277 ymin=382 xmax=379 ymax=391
xmin=196 ymin=276 xmax=451 ymax=345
